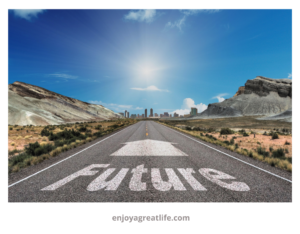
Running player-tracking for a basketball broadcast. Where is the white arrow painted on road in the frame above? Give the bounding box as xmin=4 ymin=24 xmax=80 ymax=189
xmin=110 ymin=139 xmax=188 ymax=156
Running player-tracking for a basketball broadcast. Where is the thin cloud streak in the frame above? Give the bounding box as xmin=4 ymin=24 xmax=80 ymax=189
xmin=13 ymin=9 xmax=45 ymax=20
xmin=124 ymin=10 xmax=156 ymax=23
xmin=131 ymin=85 xmax=169 ymax=92
xmin=48 ymin=73 xmax=78 ymax=79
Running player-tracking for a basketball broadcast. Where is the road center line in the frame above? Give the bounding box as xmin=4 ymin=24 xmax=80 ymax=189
xmin=8 ymin=123 xmax=139 ymax=188
xmin=158 ymin=122 xmax=292 ymax=183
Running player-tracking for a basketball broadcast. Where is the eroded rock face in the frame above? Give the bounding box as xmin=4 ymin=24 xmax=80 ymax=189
xmin=191 ymin=76 xmax=292 ymax=119
xmin=234 ymin=86 xmax=245 ymax=97
xmin=244 ymin=76 xmax=292 ymax=98
xmin=8 ymin=81 xmax=124 ymax=126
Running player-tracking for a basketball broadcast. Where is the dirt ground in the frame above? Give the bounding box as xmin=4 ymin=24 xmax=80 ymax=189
xmin=209 ymin=132 xmax=292 ymax=158
xmin=162 ymin=116 xmax=292 ymax=131
xmin=8 ymin=120 xmax=132 ymax=157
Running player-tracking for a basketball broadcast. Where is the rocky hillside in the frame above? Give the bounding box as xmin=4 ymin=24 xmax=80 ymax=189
xmin=192 ymin=76 xmax=292 ymax=122
xmin=8 ymin=81 xmax=123 ymax=126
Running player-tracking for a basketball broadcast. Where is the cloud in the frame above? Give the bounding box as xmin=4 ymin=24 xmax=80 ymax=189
xmin=166 ymin=10 xmax=220 ymax=32
xmin=170 ymin=98 xmax=207 ymax=116
xmin=48 ymin=73 xmax=78 ymax=79
xmin=12 ymin=9 xmax=45 ymax=20
xmin=288 ymin=73 xmax=292 ymax=79
xmin=212 ymin=93 xmax=228 ymax=103
xmin=124 ymin=10 xmax=156 ymax=23
xmin=166 ymin=16 xmax=186 ymax=32
xmin=131 ymin=85 xmax=169 ymax=92
xmin=89 ymin=100 xmax=143 ymax=112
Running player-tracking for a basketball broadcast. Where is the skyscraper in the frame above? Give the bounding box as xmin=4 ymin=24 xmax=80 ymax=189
xmin=150 ymin=108 xmax=153 ymax=117
xmin=191 ymin=107 xmax=198 ymax=116
xmin=145 ymin=109 xmax=147 ymax=118
xmin=125 ymin=110 xmax=127 ymax=118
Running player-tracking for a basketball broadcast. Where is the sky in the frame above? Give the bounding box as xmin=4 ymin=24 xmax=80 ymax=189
xmin=8 ymin=9 xmax=292 ymax=116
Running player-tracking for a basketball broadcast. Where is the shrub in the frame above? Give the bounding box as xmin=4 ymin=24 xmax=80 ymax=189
xmin=95 ymin=125 xmax=102 ymax=130
xmin=257 ymin=146 xmax=269 ymax=157
xmin=272 ymin=133 xmax=279 ymax=139
xmin=234 ymin=143 xmax=239 ymax=149
xmin=272 ymin=148 xmax=285 ymax=159
xmin=284 ymin=140 xmax=290 ymax=145
xmin=200 ymin=133 xmax=204 ymax=136
xmin=220 ymin=128 xmax=234 ymax=135
xmin=25 ymin=141 xmax=54 ymax=157
xmin=9 ymin=127 xmax=13 ymax=130
xmin=208 ymin=128 xmax=215 ymax=133
xmin=285 ymin=148 xmax=289 ymax=154
xmin=78 ymin=126 xmax=87 ymax=132
xmin=230 ymin=138 xmax=234 ymax=145
xmin=243 ymin=132 xmax=249 ymax=137
xmin=41 ymin=128 xmax=51 ymax=136
xmin=249 ymin=152 xmax=253 ymax=158
xmin=269 ymin=146 xmax=273 ymax=152
xmin=263 ymin=131 xmax=267 ymax=135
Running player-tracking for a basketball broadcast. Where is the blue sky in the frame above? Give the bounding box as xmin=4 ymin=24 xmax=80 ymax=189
xmin=8 ymin=9 xmax=292 ymax=116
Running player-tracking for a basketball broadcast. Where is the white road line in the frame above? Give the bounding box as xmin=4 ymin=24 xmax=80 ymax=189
xmin=157 ymin=122 xmax=292 ymax=183
xmin=8 ymin=123 xmax=138 ymax=188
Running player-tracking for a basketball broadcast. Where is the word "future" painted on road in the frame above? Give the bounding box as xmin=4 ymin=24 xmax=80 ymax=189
xmin=42 ymin=164 xmax=250 ymax=192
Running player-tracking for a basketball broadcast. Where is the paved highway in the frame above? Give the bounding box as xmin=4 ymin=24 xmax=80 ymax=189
xmin=9 ymin=121 xmax=292 ymax=202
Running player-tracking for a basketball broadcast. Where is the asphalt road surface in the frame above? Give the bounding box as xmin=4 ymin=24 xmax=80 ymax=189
xmin=8 ymin=121 xmax=292 ymax=202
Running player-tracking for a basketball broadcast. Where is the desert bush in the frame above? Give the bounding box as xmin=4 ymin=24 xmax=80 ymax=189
xmin=243 ymin=132 xmax=249 ymax=137
xmin=24 ymin=135 xmax=32 ymax=139
xmin=9 ymin=127 xmax=13 ymax=130
xmin=257 ymin=146 xmax=269 ymax=157
xmin=95 ymin=125 xmax=102 ymax=130
xmin=272 ymin=133 xmax=279 ymax=139
xmin=272 ymin=148 xmax=285 ymax=159
xmin=220 ymin=128 xmax=234 ymax=135
xmin=25 ymin=141 xmax=54 ymax=157
xmin=78 ymin=126 xmax=87 ymax=132
xmin=11 ymin=142 xmax=16 ymax=146
xmin=41 ymin=128 xmax=51 ymax=136
xmin=285 ymin=148 xmax=289 ymax=154
xmin=269 ymin=146 xmax=273 ymax=152
xmin=284 ymin=140 xmax=290 ymax=145
xmin=248 ymin=151 xmax=253 ymax=158
xmin=205 ymin=134 xmax=217 ymax=140
xmin=235 ymin=143 xmax=239 ymax=149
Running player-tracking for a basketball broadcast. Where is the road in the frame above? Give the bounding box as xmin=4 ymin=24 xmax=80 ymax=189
xmin=8 ymin=121 xmax=292 ymax=202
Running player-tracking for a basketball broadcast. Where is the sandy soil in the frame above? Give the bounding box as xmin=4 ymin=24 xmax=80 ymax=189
xmin=209 ymin=132 xmax=292 ymax=158
xmin=8 ymin=121 xmax=129 ymax=157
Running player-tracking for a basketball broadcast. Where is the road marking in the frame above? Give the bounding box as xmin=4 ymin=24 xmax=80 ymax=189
xmin=199 ymin=168 xmax=250 ymax=191
xmin=129 ymin=165 xmax=147 ymax=191
xmin=177 ymin=168 xmax=207 ymax=191
xmin=158 ymin=123 xmax=292 ymax=183
xmin=42 ymin=164 xmax=109 ymax=191
xmin=87 ymin=168 xmax=129 ymax=191
xmin=110 ymin=139 xmax=188 ymax=156
xmin=151 ymin=168 xmax=186 ymax=191
xmin=8 ymin=123 xmax=139 ymax=188
xmin=41 ymin=164 xmax=250 ymax=192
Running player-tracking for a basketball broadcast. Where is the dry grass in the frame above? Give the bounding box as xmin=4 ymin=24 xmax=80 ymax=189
xmin=161 ymin=116 xmax=292 ymax=130
xmin=8 ymin=119 xmax=137 ymax=173
xmin=158 ymin=121 xmax=292 ymax=172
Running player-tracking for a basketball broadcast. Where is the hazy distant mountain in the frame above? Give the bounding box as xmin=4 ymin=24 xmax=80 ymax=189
xmin=192 ymin=76 xmax=292 ymax=122
xmin=8 ymin=81 xmax=123 ymax=126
